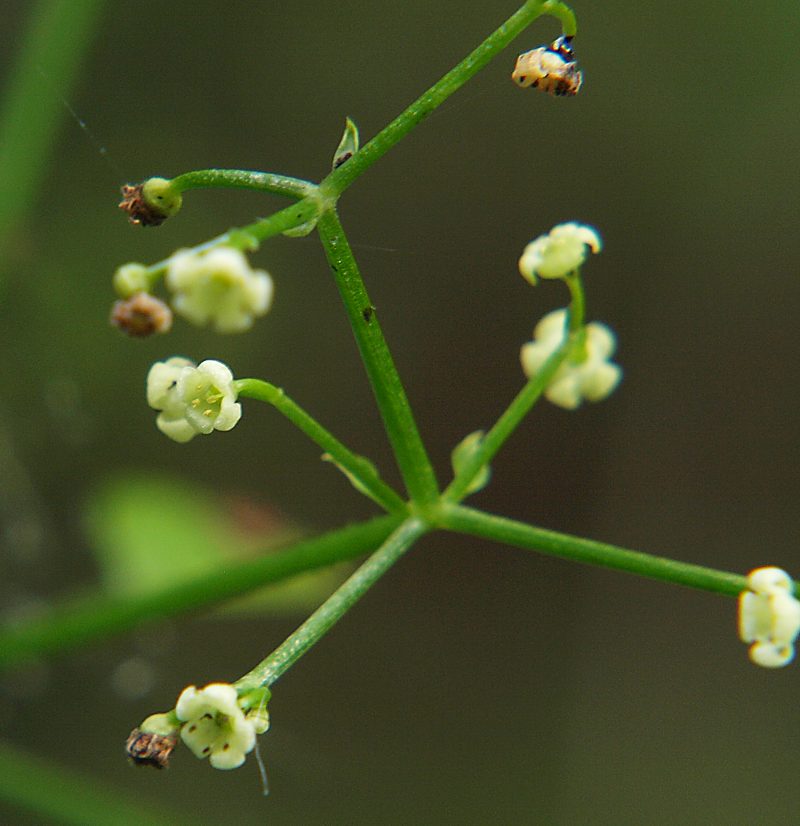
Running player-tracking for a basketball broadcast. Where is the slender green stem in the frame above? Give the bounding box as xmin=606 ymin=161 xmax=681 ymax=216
xmin=444 ymin=338 xmax=572 ymax=503
xmin=135 ymin=195 xmax=321 ymax=284
xmin=0 ymin=0 xmax=106 ymax=247
xmin=170 ymin=169 xmax=316 ymax=200
xmin=316 ymin=208 xmax=440 ymax=506
xmin=235 ymin=378 xmax=407 ymax=514
xmin=320 ymin=1 xmax=576 ymax=197
xmin=564 ymin=272 xmax=585 ymax=331
xmin=438 ymin=504 xmax=748 ymax=597
xmin=236 ymin=517 xmax=427 ymax=690
xmin=0 ymin=514 xmax=401 ymax=671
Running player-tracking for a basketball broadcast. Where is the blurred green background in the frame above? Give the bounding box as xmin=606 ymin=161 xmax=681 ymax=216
xmin=1 ymin=0 xmax=799 ymax=823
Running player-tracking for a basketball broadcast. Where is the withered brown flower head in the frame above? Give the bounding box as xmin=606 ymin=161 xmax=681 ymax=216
xmin=119 ymin=183 xmax=167 ymax=227
xmin=125 ymin=727 xmax=178 ymax=769
xmin=111 ymin=292 xmax=173 ymax=337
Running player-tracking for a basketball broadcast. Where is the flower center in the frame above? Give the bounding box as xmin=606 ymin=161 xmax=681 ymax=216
xmin=186 ymin=378 xmax=224 ymax=418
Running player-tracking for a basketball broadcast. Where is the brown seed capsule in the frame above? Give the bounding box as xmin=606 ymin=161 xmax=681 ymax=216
xmin=125 ymin=728 xmax=178 ymax=769
xmin=110 ymin=292 xmax=173 ymax=337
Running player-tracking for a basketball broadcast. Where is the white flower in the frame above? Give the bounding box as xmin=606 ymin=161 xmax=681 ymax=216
xmin=520 ymin=309 xmax=622 ymax=409
xmin=519 ymin=222 xmax=601 ymax=285
xmin=165 ymin=247 xmax=273 ymax=333
xmin=146 ymin=357 xmax=241 ymax=443
xmin=738 ymin=566 xmax=800 ymax=668
xmin=175 ymin=683 xmax=257 ymax=770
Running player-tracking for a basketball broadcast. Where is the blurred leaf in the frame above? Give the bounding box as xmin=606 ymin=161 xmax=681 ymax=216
xmin=0 ymin=739 xmax=195 ymax=826
xmin=83 ymin=473 xmax=351 ymax=615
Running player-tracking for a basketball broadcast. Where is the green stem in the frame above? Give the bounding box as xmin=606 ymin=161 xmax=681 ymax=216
xmin=444 ymin=338 xmax=572 ymax=503
xmin=136 ymin=196 xmax=321 ymax=285
xmin=235 ymin=378 xmax=407 ymax=514
xmin=564 ymin=272 xmax=585 ymax=331
xmin=0 ymin=514 xmax=401 ymax=671
xmin=320 ymin=0 xmax=576 ymax=197
xmin=236 ymin=517 xmax=427 ymax=690
xmin=316 ymin=208 xmax=440 ymax=505
xmin=438 ymin=504 xmax=748 ymax=597
xmin=170 ymin=169 xmax=316 ymax=200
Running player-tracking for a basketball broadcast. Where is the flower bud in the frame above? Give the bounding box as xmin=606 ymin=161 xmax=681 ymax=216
xmin=519 ymin=222 xmax=601 ymax=285
xmin=111 ymin=293 xmax=173 ymax=337
xmin=113 ymin=263 xmax=151 ymax=298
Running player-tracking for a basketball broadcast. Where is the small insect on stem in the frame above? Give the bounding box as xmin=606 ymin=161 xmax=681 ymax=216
xmin=511 ymin=36 xmax=583 ymax=97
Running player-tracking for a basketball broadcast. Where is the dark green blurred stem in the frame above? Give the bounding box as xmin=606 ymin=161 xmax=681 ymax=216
xmin=235 ymin=378 xmax=407 ymax=514
xmin=320 ymin=0 xmax=576 ymax=197
xmin=0 ymin=514 xmax=401 ymax=670
xmin=316 ymin=209 xmax=440 ymax=506
xmin=0 ymin=0 xmax=106 ymax=248
xmin=237 ymin=517 xmax=427 ymax=690
xmin=169 ymin=168 xmax=317 ymax=200
xmin=437 ymin=504 xmax=749 ymax=597
xmin=0 ymin=741 xmax=194 ymax=826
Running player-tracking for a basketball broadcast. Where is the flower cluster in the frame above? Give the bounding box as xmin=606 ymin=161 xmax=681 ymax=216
xmin=166 ymin=247 xmax=273 ymax=334
xmin=112 ymin=246 xmax=273 ymax=336
xmin=128 ymin=683 xmax=270 ymax=771
xmin=738 ymin=566 xmax=800 ymax=667
xmin=519 ymin=222 xmax=601 ymax=285
xmin=146 ymin=357 xmax=241 ymax=443
xmin=520 ymin=309 xmax=621 ymax=409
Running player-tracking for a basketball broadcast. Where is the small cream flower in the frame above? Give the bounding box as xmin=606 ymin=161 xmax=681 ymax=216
xmin=738 ymin=566 xmax=800 ymax=668
xmin=176 ymin=683 xmax=257 ymax=770
xmin=146 ymin=357 xmax=241 ymax=443
xmin=519 ymin=222 xmax=601 ymax=285
xmin=165 ymin=247 xmax=273 ymax=333
xmin=520 ymin=309 xmax=622 ymax=409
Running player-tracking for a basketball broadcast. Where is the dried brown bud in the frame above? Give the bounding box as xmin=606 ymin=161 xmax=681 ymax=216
xmin=119 ymin=184 xmax=165 ymax=226
xmin=118 ymin=178 xmax=182 ymax=226
xmin=125 ymin=727 xmax=178 ymax=769
xmin=111 ymin=292 xmax=173 ymax=337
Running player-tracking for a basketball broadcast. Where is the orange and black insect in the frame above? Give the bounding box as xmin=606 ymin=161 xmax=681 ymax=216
xmin=512 ymin=36 xmax=583 ymax=97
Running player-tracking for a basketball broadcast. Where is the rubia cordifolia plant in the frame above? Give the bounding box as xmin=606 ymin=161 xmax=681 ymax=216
xmin=114 ymin=0 xmax=800 ymax=776
xmin=6 ymin=0 xmax=799 ymax=786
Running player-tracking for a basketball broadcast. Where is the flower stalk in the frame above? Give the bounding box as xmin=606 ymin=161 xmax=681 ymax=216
xmin=235 ymin=378 xmax=406 ymax=514
xmin=316 ymin=208 xmax=440 ymax=506
xmin=169 ymin=169 xmax=316 ymax=200
xmin=320 ymin=0 xmax=577 ymax=197
xmin=444 ymin=339 xmax=572 ymax=503
xmin=236 ymin=517 xmax=428 ymax=691
xmin=437 ymin=504 xmax=750 ymax=597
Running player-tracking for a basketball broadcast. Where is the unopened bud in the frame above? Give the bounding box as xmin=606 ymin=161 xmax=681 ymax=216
xmin=111 ymin=293 xmax=173 ymax=337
